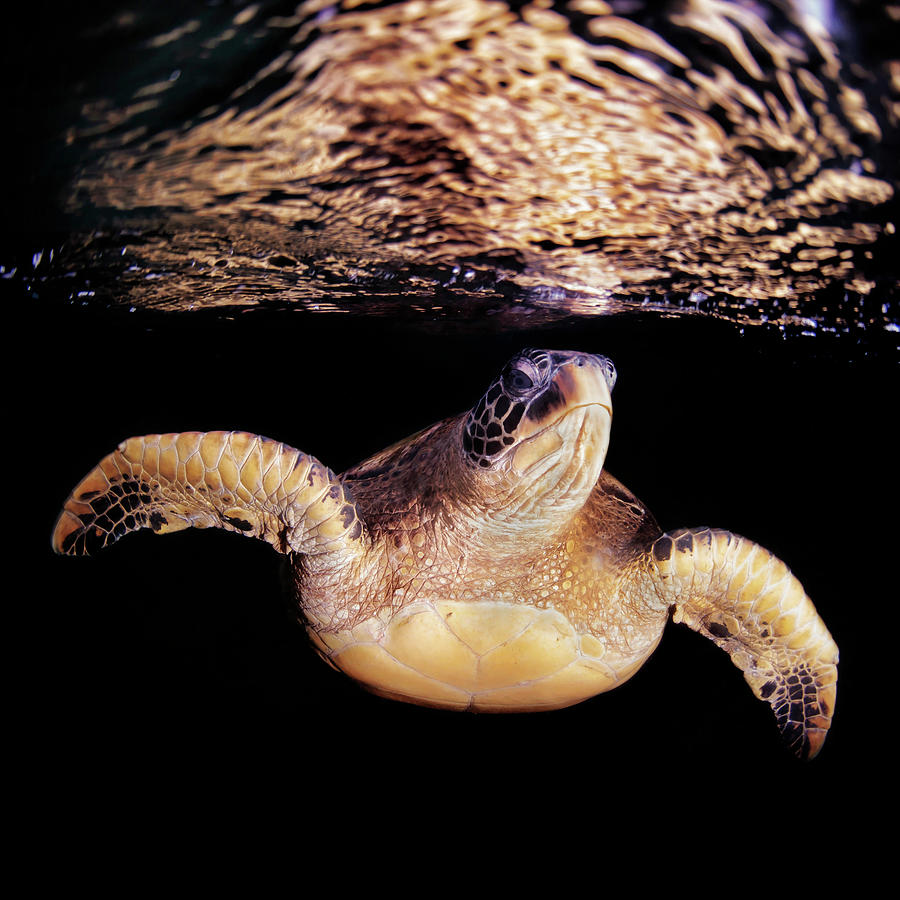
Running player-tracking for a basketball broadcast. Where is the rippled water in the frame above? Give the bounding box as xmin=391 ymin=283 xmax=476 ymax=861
xmin=7 ymin=2 xmax=898 ymax=809
xmin=6 ymin=0 xmax=898 ymax=346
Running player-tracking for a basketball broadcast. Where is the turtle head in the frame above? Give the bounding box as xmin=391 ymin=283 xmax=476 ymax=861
xmin=461 ymin=348 xmax=615 ymax=536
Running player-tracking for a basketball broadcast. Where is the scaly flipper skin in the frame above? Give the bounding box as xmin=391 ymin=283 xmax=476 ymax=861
xmin=52 ymin=431 xmax=366 ymax=558
xmin=646 ymin=527 xmax=838 ymax=759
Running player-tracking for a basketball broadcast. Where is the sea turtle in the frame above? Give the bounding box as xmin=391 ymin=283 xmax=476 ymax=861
xmin=52 ymin=348 xmax=838 ymax=758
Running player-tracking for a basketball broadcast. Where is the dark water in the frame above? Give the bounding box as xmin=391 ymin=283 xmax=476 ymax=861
xmin=6 ymin=1 xmax=898 ymax=850
xmin=22 ymin=305 xmax=894 ymax=793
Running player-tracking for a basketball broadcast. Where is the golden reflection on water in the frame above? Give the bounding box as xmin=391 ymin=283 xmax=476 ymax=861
xmin=56 ymin=0 xmax=896 ymax=328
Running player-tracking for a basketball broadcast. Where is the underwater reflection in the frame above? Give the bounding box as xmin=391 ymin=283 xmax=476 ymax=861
xmin=9 ymin=1 xmax=889 ymax=338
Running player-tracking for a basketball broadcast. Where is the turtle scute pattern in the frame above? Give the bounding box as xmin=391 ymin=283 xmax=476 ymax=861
xmin=52 ymin=431 xmax=364 ymax=557
xmin=304 ymin=598 xmax=646 ymax=713
xmin=649 ymin=527 xmax=838 ymax=760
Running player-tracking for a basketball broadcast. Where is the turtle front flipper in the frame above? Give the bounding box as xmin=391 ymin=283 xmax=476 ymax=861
xmin=52 ymin=431 xmax=366 ymax=558
xmin=646 ymin=527 xmax=838 ymax=759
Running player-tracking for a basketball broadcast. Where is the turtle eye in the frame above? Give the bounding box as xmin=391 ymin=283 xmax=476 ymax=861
xmin=509 ymin=369 xmax=534 ymax=392
xmin=504 ymin=362 xmax=539 ymax=397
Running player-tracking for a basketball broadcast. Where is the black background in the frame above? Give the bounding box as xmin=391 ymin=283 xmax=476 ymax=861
xmin=22 ymin=308 xmax=889 ymax=786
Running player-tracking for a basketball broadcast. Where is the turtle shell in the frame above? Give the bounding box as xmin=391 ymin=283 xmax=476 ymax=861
xmin=305 ymin=599 xmax=656 ymax=712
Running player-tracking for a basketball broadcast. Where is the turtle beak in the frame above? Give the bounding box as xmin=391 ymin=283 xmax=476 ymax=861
xmin=523 ymin=353 xmax=614 ymax=430
xmin=511 ymin=354 xmax=614 ymax=474
xmin=554 ymin=354 xmax=615 ymax=418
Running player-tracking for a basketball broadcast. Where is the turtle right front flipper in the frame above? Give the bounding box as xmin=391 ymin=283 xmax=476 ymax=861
xmin=52 ymin=431 xmax=366 ymax=558
xmin=644 ymin=527 xmax=838 ymax=759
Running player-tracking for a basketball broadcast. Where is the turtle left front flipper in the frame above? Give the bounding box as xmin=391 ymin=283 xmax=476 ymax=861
xmin=644 ymin=527 xmax=838 ymax=759
xmin=51 ymin=431 xmax=366 ymax=558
